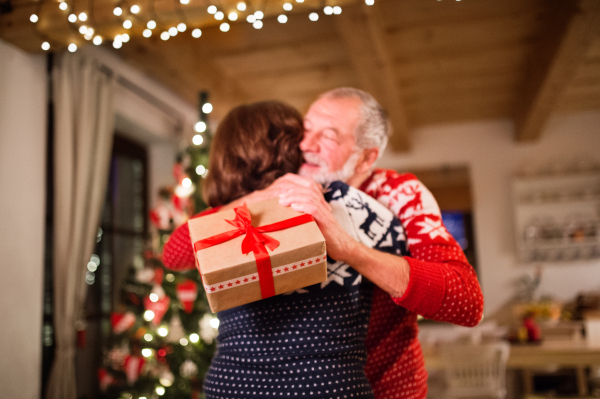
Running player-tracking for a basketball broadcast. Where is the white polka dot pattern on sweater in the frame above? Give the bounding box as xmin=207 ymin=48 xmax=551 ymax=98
xmin=203 ymin=182 xmax=411 ymax=399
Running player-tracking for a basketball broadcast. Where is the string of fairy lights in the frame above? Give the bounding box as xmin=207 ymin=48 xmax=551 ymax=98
xmin=29 ymin=0 xmax=376 ymax=52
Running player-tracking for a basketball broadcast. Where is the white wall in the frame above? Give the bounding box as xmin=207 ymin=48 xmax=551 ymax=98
xmin=0 ymin=40 xmax=47 ymax=399
xmin=0 ymin=40 xmax=194 ymax=398
xmin=80 ymin=46 xmax=194 ymax=204
xmin=379 ymin=111 xmax=600 ymax=316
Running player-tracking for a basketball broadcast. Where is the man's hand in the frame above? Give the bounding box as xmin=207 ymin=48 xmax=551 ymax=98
xmin=276 ymin=174 xmax=359 ymax=263
xmin=277 ymin=174 xmax=410 ymax=298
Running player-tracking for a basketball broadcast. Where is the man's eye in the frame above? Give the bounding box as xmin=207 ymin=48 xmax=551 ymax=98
xmin=322 ymin=132 xmax=337 ymax=142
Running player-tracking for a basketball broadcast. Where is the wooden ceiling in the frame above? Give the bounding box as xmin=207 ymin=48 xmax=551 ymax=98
xmin=2 ymin=0 xmax=600 ymax=151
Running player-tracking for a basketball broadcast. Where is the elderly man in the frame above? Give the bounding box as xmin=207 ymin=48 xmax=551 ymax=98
xmin=165 ymin=88 xmax=484 ymax=398
xmin=259 ymin=88 xmax=484 ymax=398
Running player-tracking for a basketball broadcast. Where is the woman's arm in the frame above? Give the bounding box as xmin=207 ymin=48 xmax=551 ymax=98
xmin=162 ymin=207 xmax=221 ymax=271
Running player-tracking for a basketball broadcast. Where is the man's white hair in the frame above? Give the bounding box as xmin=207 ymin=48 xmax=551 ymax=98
xmin=319 ymin=87 xmax=391 ymax=159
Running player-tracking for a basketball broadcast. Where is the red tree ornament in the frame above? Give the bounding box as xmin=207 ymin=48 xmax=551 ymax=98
xmin=176 ymin=280 xmax=198 ymax=313
xmin=111 ymin=312 xmax=136 ymax=334
xmin=123 ymin=355 xmax=145 ymax=385
xmin=144 ymin=295 xmax=170 ymax=325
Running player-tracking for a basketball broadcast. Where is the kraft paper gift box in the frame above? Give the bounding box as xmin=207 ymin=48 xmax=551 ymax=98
xmin=188 ymin=198 xmax=327 ymax=313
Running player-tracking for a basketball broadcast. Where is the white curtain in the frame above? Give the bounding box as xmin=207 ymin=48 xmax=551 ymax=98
xmin=46 ymin=53 xmax=114 ymax=399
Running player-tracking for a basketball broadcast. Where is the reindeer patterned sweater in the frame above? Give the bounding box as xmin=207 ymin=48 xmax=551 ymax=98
xmin=162 ymin=170 xmax=484 ymax=399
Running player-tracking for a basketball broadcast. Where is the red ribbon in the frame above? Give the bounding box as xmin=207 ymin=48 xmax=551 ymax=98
xmin=194 ymin=203 xmax=314 ymax=299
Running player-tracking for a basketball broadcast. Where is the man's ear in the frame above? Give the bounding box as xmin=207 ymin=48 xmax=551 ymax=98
xmin=354 ymin=148 xmax=379 ymax=174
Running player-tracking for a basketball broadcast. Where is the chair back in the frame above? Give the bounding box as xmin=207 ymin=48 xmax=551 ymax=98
xmin=439 ymin=341 xmax=510 ymax=399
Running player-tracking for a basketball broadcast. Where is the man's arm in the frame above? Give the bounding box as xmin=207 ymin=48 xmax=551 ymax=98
xmin=360 ymin=169 xmax=483 ymax=327
xmin=276 ymin=174 xmax=411 ymax=298
xmin=278 ymin=172 xmax=483 ymax=327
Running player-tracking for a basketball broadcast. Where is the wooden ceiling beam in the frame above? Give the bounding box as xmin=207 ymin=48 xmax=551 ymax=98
xmin=514 ymin=0 xmax=600 ymax=142
xmin=334 ymin=3 xmax=410 ymax=152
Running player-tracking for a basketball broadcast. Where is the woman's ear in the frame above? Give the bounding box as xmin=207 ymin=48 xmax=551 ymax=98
xmin=354 ymin=148 xmax=379 ymax=175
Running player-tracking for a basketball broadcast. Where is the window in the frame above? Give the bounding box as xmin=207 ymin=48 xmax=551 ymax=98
xmin=76 ymin=135 xmax=148 ymax=398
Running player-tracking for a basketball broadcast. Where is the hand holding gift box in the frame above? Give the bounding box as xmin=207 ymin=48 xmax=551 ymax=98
xmin=188 ymin=198 xmax=327 ymax=313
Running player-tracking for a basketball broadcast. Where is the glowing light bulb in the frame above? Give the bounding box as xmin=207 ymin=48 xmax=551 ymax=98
xmin=160 ymin=31 xmax=169 ymax=40
xmin=309 ymin=12 xmax=318 ymax=21
xmin=30 ymin=14 xmax=38 ymax=23
xmin=149 ymin=293 xmax=159 ymax=302
xmin=180 ymin=0 xmax=189 ymax=4
xmin=123 ymin=19 xmax=132 ymax=29
xmin=113 ymin=6 xmax=122 ymax=15
xmin=283 ymin=2 xmax=292 ymax=11
xmin=192 ymin=28 xmax=202 ymax=38
xmin=144 ymin=333 xmax=153 ymax=341
xmin=143 ymin=29 xmax=152 ymax=37
xmin=365 ymin=0 xmax=374 ymax=5
xmin=156 ymin=387 xmax=166 ymax=396
xmin=277 ymin=14 xmax=287 ymax=23
xmin=228 ymin=11 xmax=237 ymax=21
xmin=178 ymin=22 xmax=187 ymax=32
xmin=84 ymin=27 xmax=94 ymax=39
xmin=196 ymin=165 xmax=206 ymax=175
xmin=190 ymin=333 xmax=200 ymax=343
xmin=130 ymin=4 xmax=140 ymax=13
xmin=59 ymin=2 xmax=68 ymax=10
xmin=202 ymin=103 xmax=213 ymax=113
xmin=168 ymin=26 xmax=177 ymax=36
xmin=79 ymin=25 xmax=87 ymax=34
xmin=254 ymin=10 xmax=264 ymax=19
xmin=296 ymin=0 xmax=304 ymax=2
xmin=237 ymin=2 xmax=246 ymax=11
xmin=194 ymin=121 xmax=206 ymax=132
xmin=210 ymin=317 xmax=220 ymax=329
xmin=180 ymin=338 xmax=189 ymax=346
xmin=121 ymin=33 xmax=129 ymax=42
xmin=253 ymin=20 xmax=262 ymax=29
xmin=41 ymin=42 xmax=50 ymax=51
xmin=68 ymin=43 xmax=77 ymax=52
xmin=214 ymin=11 xmax=224 ymax=20
xmin=220 ymin=22 xmax=230 ymax=31
xmin=323 ymin=6 xmax=333 ymax=14
xmin=207 ymin=5 xmax=217 ymax=14
xmin=141 ymin=348 xmax=153 ymax=357
xmin=113 ymin=40 xmax=122 ymax=48
xmin=147 ymin=20 xmax=156 ymax=29
xmin=166 ymin=273 xmax=175 ymax=282
xmin=333 ymin=5 xmax=341 ymax=14
xmin=182 ymin=178 xmax=192 ymax=188
xmin=192 ymin=134 xmax=204 ymax=145
xmin=78 ymin=12 xmax=87 ymax=21
xmin=144 ymin=310 xmax=155 ymax=321
xmin=158 ymin=327 xmax=168 ymax=337
xmin=246 ymin=15 xmax=256 ymax=23
xmin=93 ymin=35 xmax=102 ymax=45
xmin=68 ymin=13 xmax=77 ymax=22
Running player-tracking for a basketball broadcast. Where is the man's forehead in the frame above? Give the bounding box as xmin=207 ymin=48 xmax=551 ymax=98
xmin=305 ymin=96 xmax=361 ymax=127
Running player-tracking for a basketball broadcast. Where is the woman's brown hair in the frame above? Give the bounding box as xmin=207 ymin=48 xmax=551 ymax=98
xmin=202 ymin=101 xmax=304 ymax=207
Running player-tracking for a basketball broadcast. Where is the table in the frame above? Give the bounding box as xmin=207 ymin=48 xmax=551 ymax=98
xmin=423 ymin=340 xmax=600 ymax=397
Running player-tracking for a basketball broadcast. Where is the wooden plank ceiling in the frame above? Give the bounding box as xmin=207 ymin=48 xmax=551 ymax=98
xmin=1 ymin=0 xmax=599 ymax=151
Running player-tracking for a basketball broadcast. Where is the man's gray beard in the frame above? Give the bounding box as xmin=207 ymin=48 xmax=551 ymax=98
xmin=300 ymin=152 xmax=361 ymax=186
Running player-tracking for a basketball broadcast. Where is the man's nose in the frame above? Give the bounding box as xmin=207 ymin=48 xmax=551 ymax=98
xmin=300 ymin=131 xmax=319 ymax=152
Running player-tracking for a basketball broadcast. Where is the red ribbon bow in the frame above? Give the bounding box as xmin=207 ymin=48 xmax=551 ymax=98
xmin=194 ymin=203 xmax=314 ymax=299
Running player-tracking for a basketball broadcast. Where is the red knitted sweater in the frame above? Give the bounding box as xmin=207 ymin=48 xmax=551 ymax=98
xmin=162 ymin=169 xmax=484 ymax=399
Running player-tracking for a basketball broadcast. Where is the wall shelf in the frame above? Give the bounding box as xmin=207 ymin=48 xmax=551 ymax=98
xmin=512 ymin=171 xmax=600 ymax=263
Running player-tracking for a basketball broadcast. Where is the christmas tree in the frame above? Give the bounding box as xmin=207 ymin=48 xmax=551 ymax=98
xmin=98 ymin=93 xmax=216 ymax=399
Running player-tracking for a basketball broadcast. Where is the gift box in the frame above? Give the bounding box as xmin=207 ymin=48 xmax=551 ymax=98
xmin=189 ymin=198 xmax=327 ymax=313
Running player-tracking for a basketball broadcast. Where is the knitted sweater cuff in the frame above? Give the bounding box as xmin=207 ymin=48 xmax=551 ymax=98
xmin=392 ymin=257 xmax=446 ymax=317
